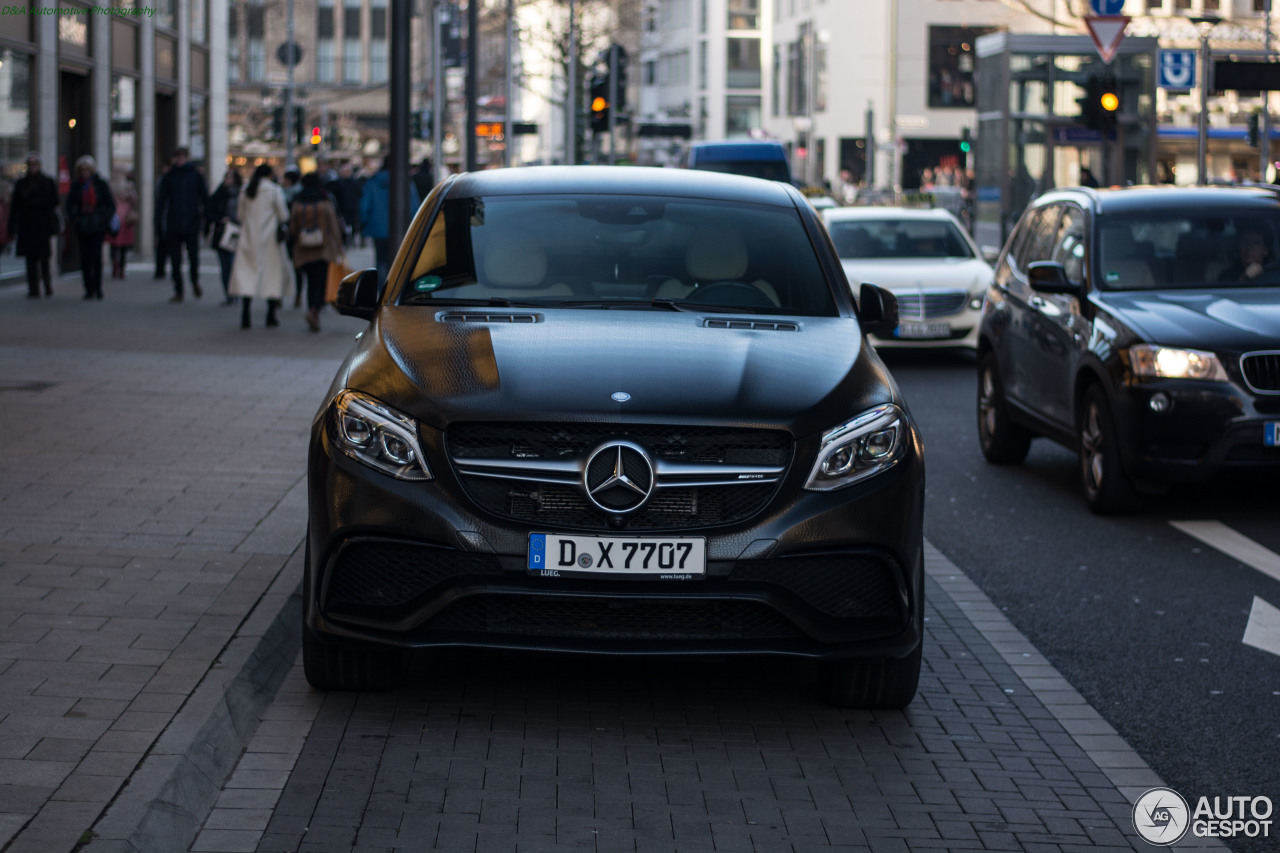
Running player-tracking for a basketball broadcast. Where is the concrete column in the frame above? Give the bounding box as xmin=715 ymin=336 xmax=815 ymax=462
xmin=178 ymin=0 xmax=191 ymax=147
xmin=209 ymin=1 xmax=229 ymax=178
xmin=37 ymin=12 xmax=57 ymax=169
xmin=140 ymin=14 xmax=156 ymax=259
xmin=94 ymin=11 xmax=111 ymax=173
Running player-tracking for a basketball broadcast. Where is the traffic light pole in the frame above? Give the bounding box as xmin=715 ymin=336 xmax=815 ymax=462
xmin=284 ymin=0 xmax=296 ymax=170
xmin=1263 ymin=6 xmax=1273 ymax=183
xmin=607 ymin=44 xmax=618 ymax=165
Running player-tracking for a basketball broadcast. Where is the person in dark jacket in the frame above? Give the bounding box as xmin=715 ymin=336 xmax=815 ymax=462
xmin=65 ymin=155 xmax=116 ymax=300
xmin=8 ymin=151 xmax=60 ymax=298
xmin=156 ymin=147 xmax=210 ymax=302
xmin=359 ymin=158 xmax=419 ymax=290
xmin=206 ymin=168 xmax=243 ymax=304
xmin=154 ymin=157 xmax=172 ymax=278
xmin=412 ymin=157 xmax=435 ymax=207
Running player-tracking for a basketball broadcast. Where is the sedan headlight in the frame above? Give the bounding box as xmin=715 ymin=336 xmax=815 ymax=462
xmin=1126 ymin=344 xmax=1228 ymax=382
xmin=331 ymin=390 xmax=432 ymax=481
xmin=804 ymin=404 xmax=907 ymax=491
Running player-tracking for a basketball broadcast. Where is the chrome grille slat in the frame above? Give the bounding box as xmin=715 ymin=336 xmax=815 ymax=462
xmin=894 ymin=291 xmax=968 ymax=319
xmin=1241 ymin=351 xmax=1280 ymax=395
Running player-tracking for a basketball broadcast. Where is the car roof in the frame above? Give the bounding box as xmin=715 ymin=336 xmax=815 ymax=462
xmin=1037 ymin=184 xmax=1280 ymax=215
xmin=443 ymin=165 xmax=800 ymax=207
xmin=822 ymin=206 xmax=962 ymax=223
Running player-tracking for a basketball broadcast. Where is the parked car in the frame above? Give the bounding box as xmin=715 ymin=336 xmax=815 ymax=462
xmin=976 ymin=185 xmax=1280 ymax=513
xmin=822 ymin=206 xmax=992 ymax=349
xmin=306 ymin=166 xmax=926 ymax=707
xmin=684 ymin=140 xmax=794 ymax=184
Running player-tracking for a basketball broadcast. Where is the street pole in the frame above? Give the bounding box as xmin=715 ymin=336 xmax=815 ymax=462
xmin=1192 ymin=16 xmax=1220 ymax=186
xmin=284 ymin=0 xmax=295 ymax=170
xmin=607 ymin=44 xmax=618 ymax=165
xmin=505 ymin=0 xmax=514 ymax=168
xmin=389 ymin=0 xmax=410 ymax=245
xmin=466 ymin=0 xmax=478 ymax=171
xmin=433 ymin=2 xmax=446 ymax=183
xmin=1263 ymin=2 xmax=1273 ymax=182
xmin=566 ymin=0 xmax=577 ymax=165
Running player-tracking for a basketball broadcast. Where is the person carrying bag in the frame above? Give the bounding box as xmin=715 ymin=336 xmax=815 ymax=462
xmin=289 ymin=172 xmax=345 ymax=332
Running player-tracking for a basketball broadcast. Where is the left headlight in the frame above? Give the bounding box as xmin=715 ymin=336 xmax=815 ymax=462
xmin=1126 ymin=344 xmax=1229 ymax=382
xmin=330 ymin=390 xmax=432 ymax=481
xmin=804 ymin=404 xmax=908 ymax=492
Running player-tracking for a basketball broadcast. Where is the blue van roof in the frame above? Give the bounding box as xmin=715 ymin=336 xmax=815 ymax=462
xmin=689 ymin=141 xmax=786 ymax=162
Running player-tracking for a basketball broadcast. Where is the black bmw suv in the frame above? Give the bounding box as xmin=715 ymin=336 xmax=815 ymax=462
xmin=305 ymin=166 xmax=925 ymax=707
xmin=978 ymin=185 xmax=1280 ymax=513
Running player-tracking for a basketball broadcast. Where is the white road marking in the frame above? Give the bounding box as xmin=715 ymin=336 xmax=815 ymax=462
xmin=1243 ymin=596 xmax=1280 ymax=659
xmin=1168 ymin=520 xmax=1280 ymax=585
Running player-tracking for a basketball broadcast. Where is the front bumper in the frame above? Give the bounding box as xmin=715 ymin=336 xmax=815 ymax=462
xmin=305 ymin=420 xmax=926 ymax=662
xmin=1113 ymin=378 xmax=1280 ymax=484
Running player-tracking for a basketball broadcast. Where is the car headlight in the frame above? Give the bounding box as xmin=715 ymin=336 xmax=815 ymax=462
xmin=804 ymin=404 xmax=907 ymax=491
xmin=331 ymin=390 xmax=432 ymax=481
xmin=1126 ymin=344 xmax=1228 ymax=382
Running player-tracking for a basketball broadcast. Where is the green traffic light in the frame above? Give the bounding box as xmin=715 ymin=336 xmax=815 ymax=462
xmin=959 ymin=141 xmax=971 ymax=152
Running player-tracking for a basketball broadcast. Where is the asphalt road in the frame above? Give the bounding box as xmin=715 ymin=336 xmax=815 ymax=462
xmin=882 ymin=348 xmax=1280 ymax=853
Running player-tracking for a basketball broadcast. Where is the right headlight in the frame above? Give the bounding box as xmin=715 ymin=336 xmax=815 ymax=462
xmin=330 ymin=390 xmax=432 ymax=481
xmin=804 ymin=403 xmax=908 ymax=491
xmin=1125 ymin=344 xmax=1228 ymax=382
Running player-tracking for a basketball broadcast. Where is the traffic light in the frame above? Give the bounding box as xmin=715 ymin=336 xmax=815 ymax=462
xmin=310 ymin=126 xmax=322 ymax=147
xmin=294 ymin=107 xmax=306 ymax=145
xmin=1077 ymin=73 xmax=1119 ymax=135
xmin=590 ymin=72 xmax=610 ymax=133
xmin=959 ymin=126 xmax=972 ymax=168
xmin=613 ymin=44 xmax=629 ymax=112
xmin=1248 ymin=112 xmax=1261 ymax=147
xmin=411 ymin=109 xmax=432 ymax=140
xmin=271 ymin=106 xmax=283 ymax=140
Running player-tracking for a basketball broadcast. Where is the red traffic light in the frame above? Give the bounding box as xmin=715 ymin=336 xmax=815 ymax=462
xmin=310 ymin=127 xmax=322 ymax=145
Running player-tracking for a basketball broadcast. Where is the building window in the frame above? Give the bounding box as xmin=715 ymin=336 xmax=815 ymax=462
xmin=190 ymin=0 xmax=206 ymax=42
xmin=814 ymin=38 xmax=826 ymax=111
xmin=927 ymin=25 xmax=994 ymax=108
xmin=726 ymin=95 xmax=760 ymax=137
xmin=1254 ymin=0 xmax=1269 ymax=11
xmin=698 ymin=0 xmax=706 ymax=33
xmin=317 ymin=0 xmax=335 ymax=83
xmin=343 ymin=7 xmax=362 ymax=84
xmin=698 ymin=40 xmax=707 ymax=90
xmin=1174 ymin=0 xmax=1191 ymax=10
xmin=247 ymin=39 xmax=265 ymax=82
xmin=157 ymin=0 xmax=175 ymax=30
xmin=0 ymin=49 xmax=32 ymax=172
xmin=786 ymin=33 xmax=806 ymax=115
xmin=228 ymin=5 xmax=240 ymax=83
xmin=728 ymin=0 xmax=759 ymax=29
xmin=698 ymin=95 xmax=707 ymax=138
xmin=727 ymin=37 xmax=760 ymax=89
xmin=771 ymin=44 xmax=781 ymax=116
xmin=370 ymin=0 xmax=387 ymax=83
xmin=644 ymin=59 xmax=656 ymax=86
xmin=1148 ymin=0 xmax=1164 ymax=9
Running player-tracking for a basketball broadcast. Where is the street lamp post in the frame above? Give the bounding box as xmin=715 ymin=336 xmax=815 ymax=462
xmin=1192 ymin=15 xmax=1222 ymax=186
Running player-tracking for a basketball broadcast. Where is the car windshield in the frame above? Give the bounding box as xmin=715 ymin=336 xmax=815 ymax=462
xmin=1097 ymin=210 xmax=1280 ymax=290
xmin=397 ymin=193 xmax=837 ymax=315
xmin=691 ymin=160 xmax=792 ymax=182
xmin=827 ymin=218 xmax=974 ymax=260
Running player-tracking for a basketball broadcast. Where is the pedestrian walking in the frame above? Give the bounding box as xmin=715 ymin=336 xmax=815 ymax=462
xmin=228 ymin=164 xmax=292 ymax=329
xmin=8 ymin=151 xmax=59 ymax=298
xmin=153 ymin=157 xmax=172 ymax=279
xmin=64 ymin=155 xmax=116 ymax=300
xmin=156 ymin=146 xmax=209 ymax=302
xmin=206 ymin=168 xmax=243 ymax=304
xmin=108 ymin=166 xmax=139 ymax=279
xmin=359 ymin=158 xmax=418 ymax=290
xmin=412 ymin=156 xmax=435 ymax=206
xmin=280 ymin=168 xmax=305 ymax=306
xmin=289 ymin=172 xmax=344 ymax=333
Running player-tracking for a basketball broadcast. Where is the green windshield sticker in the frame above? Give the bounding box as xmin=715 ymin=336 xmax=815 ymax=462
xmin=414 ymin=276 xmax=443 ymax=291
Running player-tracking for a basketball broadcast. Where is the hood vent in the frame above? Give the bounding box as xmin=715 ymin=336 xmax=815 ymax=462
xmin=438 ymin=311 xmax=541 ymax=324
xmin=703 ymin=318 xmax=799 ymax=332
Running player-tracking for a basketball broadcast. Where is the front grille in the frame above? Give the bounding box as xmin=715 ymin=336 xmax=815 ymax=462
xmin=1241 ymin=351 xmax=1280 ymax=394
xmin=326 ymin=541 xmax=503 ymax=609
xmin=729 ymin=553 xmax=902 ymax=619
xmin=448 ymin=423 xmax=792 ymax=531
xmin=894 ymin=291 xmax=969 ymax=319
xmin=428 ymin=596 xmax=805 ymax=640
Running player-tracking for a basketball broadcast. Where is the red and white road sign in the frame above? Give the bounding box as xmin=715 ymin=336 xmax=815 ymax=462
xmin=1085 ymin=16 xmax=1130 ymax=65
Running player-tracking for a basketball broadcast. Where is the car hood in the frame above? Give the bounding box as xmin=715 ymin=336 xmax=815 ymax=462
xmin=1097 ymin=287 xmax=1280 ymax=350
xmin=839 ymin=258 xmax=991 ymax=293
xmin=344 ymin=308 xmax=894 ymax=437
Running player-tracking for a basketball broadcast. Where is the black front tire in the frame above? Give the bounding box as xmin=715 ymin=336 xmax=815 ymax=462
xmin=303 ymin=628 xmax=404 ymax=691
xmin=977 ymin=352 xmax=1032 ymax=464
xmin=818 ymin=642 xmax=922 ymax=709
xmin=1078 ymin=384 xmax=1141 ymax=515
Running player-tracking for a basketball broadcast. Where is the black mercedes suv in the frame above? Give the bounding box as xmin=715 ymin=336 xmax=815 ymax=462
xmin=305 ymin=166 xmax=925 ymax=707
xmin=978 ymin=185 xmax=1280 ymax=513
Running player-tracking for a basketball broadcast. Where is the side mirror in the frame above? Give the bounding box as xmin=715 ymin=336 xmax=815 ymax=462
xmin=857 ymin=282 xmax=899 ymax=337
xmin=981 ymin=245 xmax=1000 ymax=263
xmin=334 ymin=268 xmax=380 ymax=320
xmin=1027 ymin=261 xmax=1083 ymax=296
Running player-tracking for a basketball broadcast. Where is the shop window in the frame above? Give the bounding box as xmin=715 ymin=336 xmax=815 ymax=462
xmin=927 ymin=25 xmax=995 ymax=109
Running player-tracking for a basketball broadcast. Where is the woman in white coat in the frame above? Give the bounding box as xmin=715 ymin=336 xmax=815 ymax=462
xmin=228 ymin=164 xmax=293 ymax=328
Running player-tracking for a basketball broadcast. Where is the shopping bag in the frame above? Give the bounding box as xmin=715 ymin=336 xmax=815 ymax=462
xmin=326 ymin=256 xmax=353 ymax=303
xmin=218 ymin=222 xmax=241 ymax=252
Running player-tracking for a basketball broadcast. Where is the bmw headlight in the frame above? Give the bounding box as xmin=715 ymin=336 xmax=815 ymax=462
xmin=331 ymin=390 xmax=432 ymax=481
xmin=804 ymin=404 xmax=908 ymax=491
xmin=1126 ymin=344 xmax=1228 ymax=382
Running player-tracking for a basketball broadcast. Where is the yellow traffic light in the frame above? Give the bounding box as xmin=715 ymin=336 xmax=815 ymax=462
xmin=591 ymin=96 xmax=608 ymax=113
xmin=310 ymin=126 xmax=322 ymax=145
xmin=1100 ymin=92 xmax=1119 ymax=112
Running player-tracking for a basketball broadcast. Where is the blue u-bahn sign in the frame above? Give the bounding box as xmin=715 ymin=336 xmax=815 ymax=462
xmin=1090 ymin=0 xmax=1125 ymax=15
xmin=1158 ymin=49 xmax=1197 ymax=90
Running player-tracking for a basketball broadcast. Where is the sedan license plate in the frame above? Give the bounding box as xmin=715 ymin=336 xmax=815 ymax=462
xmin=1266 ymin=422 xmax=1280 ymax=447
xmin=528 ymin=533 xmax=706 ymax=579
xmin=895 ymin=321 xmax=951 ymax=339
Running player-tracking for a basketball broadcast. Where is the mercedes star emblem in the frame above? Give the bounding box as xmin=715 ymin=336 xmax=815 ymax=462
xmin=583 ymin=440 xmax=654 ymax=513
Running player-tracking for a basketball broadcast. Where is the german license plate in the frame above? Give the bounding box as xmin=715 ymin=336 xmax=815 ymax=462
xmin=1266 ymin=422 xmax=1280 ymax=447
xmin=895 ymin=321 xmax=951 ymax=339
xmin=528 ymin=533 xmax=706 ymax=579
